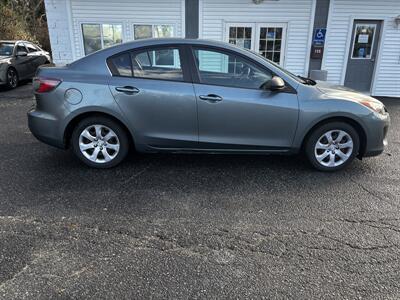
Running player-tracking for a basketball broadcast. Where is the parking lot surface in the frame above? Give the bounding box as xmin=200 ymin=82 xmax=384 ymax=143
xmin=0 ymin=84 xmax=399 ymax=299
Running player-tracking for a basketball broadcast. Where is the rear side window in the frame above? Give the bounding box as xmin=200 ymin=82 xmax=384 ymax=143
xmin=108 ymin=52 xmax=133 ymax=77
xmin=131 ymin=47 xmax=183 ymax=81
xmin=108 ymin=47 xmax=184 ymax=81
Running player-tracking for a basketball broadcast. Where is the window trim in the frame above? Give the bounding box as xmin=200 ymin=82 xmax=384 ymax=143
xmin=80 ymin=22 xmax=124 ymax=55
xmin=107 ymin=44 xmax=192 ymax=84
xmin=187 ymin=44 xmax=295 ymax=93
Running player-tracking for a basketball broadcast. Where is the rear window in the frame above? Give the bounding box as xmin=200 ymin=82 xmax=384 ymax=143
xmin=108 ymin=52 xmax=132 ymax=77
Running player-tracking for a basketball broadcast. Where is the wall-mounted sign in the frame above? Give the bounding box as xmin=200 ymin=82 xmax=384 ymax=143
xmin=313 ymin=28 xmax=326 ymax=46
xmin=311 ymin=45 xmax=324 ymax=59
xmin=358 ymin=34 xmax=369 ymax=43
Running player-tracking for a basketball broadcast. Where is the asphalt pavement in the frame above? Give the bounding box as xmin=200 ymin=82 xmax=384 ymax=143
xmin=0 ymin=83 xmax=399 ymax=299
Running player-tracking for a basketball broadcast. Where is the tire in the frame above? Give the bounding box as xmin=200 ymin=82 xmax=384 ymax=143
xmin=305 ymin=122 xmax=360 ymax=172
xmin=6 ymin=68 xmax=18 ymax=89
xmin=71 ymin=116 xmax=129 ymax=168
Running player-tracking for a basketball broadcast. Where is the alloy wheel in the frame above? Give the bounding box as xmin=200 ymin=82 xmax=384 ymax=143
xmin=314 ymin=129 xmax=354 ymax=168
xmin=7 ymin=69 xmax=18 ymax=88
xmin=79 ymin=124 xmax=120 ymax=163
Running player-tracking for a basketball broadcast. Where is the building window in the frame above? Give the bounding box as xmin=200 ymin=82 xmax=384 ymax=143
xmin=82 ymin=23 xmax=123 ymax=55
xmin=133 ymin=24 xmax=174 ymax=40
xmin=258 ymin=27 xmax=283 ymax=64
xmin=228 ymin=26 xmax=252 ymax=50
xmin=351 ymin=24 xmax=376 ymax=59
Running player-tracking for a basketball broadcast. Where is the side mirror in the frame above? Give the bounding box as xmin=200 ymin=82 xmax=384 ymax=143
xmin=262 ymin=76 xmax=285 ymax=91
xmin=16 ymin=51 xmax=28 ymax=57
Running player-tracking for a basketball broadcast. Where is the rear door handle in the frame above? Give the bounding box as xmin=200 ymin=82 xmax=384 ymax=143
xmin=199 ymin=94 xmax=223 ymax=102
xmin=115 ymin=86 xmax=139 ymax=94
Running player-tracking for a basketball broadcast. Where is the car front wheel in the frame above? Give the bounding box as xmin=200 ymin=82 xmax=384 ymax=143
xmin=71 ymin=116 xmax=129 ymax=168
xmin=305 ymin=122 xmax=360 ymax=172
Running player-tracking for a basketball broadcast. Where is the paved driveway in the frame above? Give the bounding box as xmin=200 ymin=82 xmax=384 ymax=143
xmin=0 ymin=84 xmax=399 ymax=299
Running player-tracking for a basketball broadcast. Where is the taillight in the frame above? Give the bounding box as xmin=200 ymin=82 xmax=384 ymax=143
xmin=33 ymin=77 xmax=61 ymax=93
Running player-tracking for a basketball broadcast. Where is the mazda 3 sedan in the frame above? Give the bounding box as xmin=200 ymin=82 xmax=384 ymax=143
xmin=0 ymin=40 xmax=51 ymax=89
xmin=28 ymin=38 xmax=390 ymax=171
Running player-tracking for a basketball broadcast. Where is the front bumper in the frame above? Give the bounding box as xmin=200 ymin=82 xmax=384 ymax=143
xmin=28 ymin=108 xmax=66 ymax=149
xmin=362 ymin=112 xmax=390 ymax=157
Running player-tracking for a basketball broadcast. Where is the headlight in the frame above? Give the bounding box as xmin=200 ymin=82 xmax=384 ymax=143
xmin=360 ymin=100 xmax=386 ymax=115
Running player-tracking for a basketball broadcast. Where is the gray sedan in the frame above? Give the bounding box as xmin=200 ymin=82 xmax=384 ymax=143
xmin=28 ymin=39 xmax=390 ymax=171
xmin=0 ymin=40 xmax=51 ymax=89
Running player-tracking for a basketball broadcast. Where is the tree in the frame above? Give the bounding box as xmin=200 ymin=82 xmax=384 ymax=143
xmin=0 ymin=0 xmax=50 ymax=51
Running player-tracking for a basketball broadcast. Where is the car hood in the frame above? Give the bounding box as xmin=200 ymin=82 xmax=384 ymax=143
xmin=0 ymin=55 xmax=11 ymax=62
xmin=315 ymin=80 xmax=382 ymax=105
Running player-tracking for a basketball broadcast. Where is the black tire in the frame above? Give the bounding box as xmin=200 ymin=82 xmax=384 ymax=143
xmin=71 ymin=116 xmax=130 ymax=168
xmin=6 ymin=68 xmax=18 ymax=89
xmin=305 ymin=122 xmax=360 ymax=172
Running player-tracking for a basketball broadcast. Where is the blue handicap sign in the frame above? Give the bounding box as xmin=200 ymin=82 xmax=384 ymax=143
xmin=313 ymin=28 xmax=326 ymax=46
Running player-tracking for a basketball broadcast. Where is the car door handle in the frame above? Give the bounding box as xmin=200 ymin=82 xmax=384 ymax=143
xmin=199 ymin=94 xmax=223 ymax=102
xmin=115 ymin=86 xmax=139 ymax=94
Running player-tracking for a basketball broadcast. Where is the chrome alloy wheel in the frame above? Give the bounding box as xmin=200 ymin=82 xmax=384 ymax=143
xmin=314 ymin=130 xmax=354 ymax=168
xmin=7 ymin=69 xmax=18 ymax=88
xmin=79 ymin=125 xmax=120 ymax=163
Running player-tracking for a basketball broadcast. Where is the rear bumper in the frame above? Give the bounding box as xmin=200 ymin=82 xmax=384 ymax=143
xmin=28 ymin=108 xmax=66 ymax=149
xmin=362 ymin=112 xmax=390 ymax=157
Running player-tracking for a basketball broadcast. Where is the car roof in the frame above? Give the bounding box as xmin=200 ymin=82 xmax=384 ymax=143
xmin=0 ymin=40 xmax=35 ymax=44
xmin=69 ymin=38 xmax=254 ymax=69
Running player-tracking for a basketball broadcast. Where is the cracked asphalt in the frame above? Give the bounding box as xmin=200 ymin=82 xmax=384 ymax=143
xmin=0 ymin=83 xmax=399 ymax=299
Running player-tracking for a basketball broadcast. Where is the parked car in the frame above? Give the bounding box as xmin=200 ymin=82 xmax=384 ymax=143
xmin=0 ymin=40 xmax=51 ymax=89
xmin=28 ymin=39 xmax=390 ymax=171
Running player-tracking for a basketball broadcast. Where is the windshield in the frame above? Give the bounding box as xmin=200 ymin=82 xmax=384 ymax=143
xmin=0 ymin=43 xmax=14 ymax=56
xmin=245 ymin=49 xmax=307 ymax=84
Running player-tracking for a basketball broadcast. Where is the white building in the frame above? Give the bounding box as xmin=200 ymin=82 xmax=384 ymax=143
xmin=44 ymin=0 xmax=400 ymax=97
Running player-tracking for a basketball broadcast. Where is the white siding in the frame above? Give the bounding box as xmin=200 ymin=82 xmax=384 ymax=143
xmin=322 ymin=0 xmax=400 ymax=97
xmin=199 ymin=0 xmax=315 ymax=76
xmin=44 ymin=0 xmax=74 ymax=65
xmin=46 ymin=0 xmax=185 ymax=64
xmin=70 ymin=0 xmax=185 ymax=59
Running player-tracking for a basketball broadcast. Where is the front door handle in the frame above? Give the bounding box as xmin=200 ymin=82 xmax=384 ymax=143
xmin=115 ymin=86 xmax=139 ymax=94
xmin=199 ymin=94 xmax=223 ymax=102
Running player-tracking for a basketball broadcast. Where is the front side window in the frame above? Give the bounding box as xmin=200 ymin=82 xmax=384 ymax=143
xmin=133 ymin=24 xmax=174 ymax=40
xmin=132 ymin=47 xmax=183 ymax=81
xmin=193 ymin=48 xmax=272 ymax=89
xmin=82 ymin=23 xmax=123 ymax=55
xmin=16 ymin=44 xmax=27 ymax=54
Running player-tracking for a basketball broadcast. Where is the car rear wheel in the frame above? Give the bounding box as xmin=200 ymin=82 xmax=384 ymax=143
xmin=71 ymin=117 xmax=129 ymax=168
xmin=6 ymin=68 xmax=18 ymax=89
xmin=305 ymin=122 xmax=360 ymax=172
